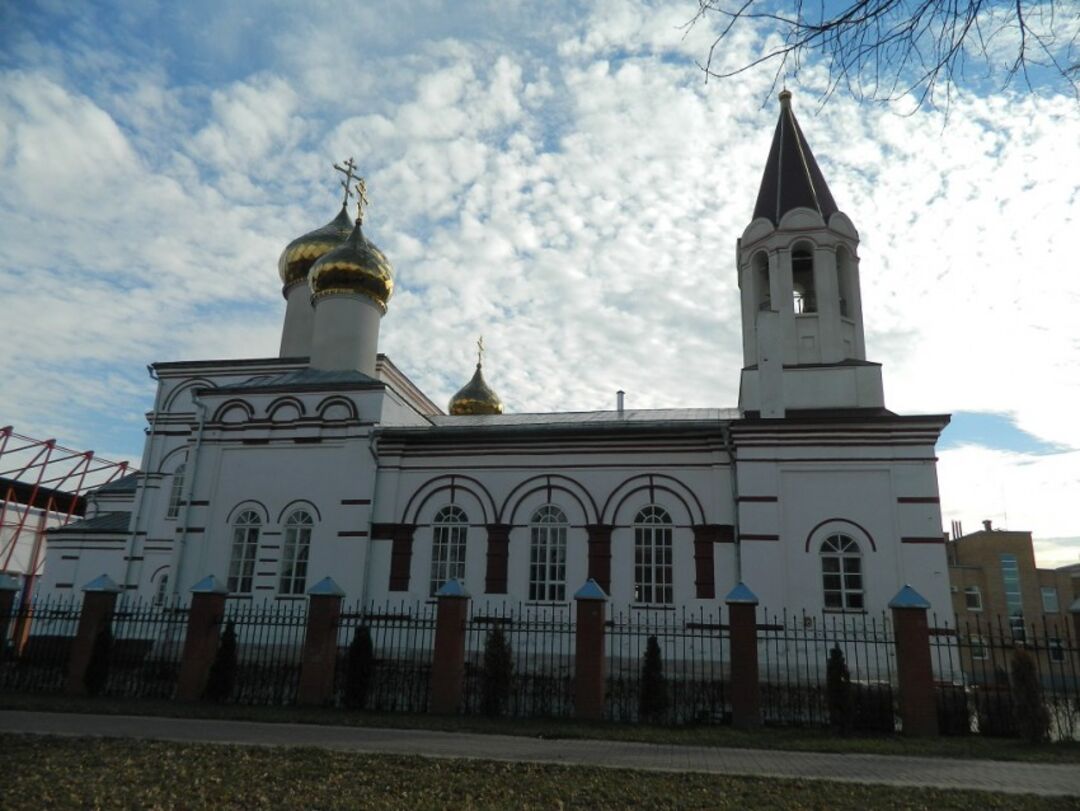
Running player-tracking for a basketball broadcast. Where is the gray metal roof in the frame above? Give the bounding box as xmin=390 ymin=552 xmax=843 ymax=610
xmin=214 ymin=367 xmax=381 ymax=393
xmin=50 ymin=511 xmax=131 ymax=535
xmin=95 ymin=473 xmax=139 ymax=494
xmin=427 ymin=408 xmax=738 ymax=428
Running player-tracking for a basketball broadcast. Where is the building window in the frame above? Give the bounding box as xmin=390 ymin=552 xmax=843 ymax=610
xmin=529 ymin=505 xmax=567 ymax=601
xmin=1041 ymin=586 xmax=1060 ymax=614
xmin=279 ymin=510 xmax=313 ymax=595
xmin=430 ymin=505 xmax=467 ymax=596
xmin=821 ymin=534 xmax=863 ymax=610
xmin=964 ymin=585 xmax=982 ymax=611
xmin=634 ymin=506 xmax=673 ymax=604
xmin=1049 ymin=637 xmax=1065 ymax=663
xmin=166 ymin=463 xmax=186 ymax=519
xmin=791 ymin=247 xmax=816 ymax=314
xmin=227 ymin=510 xmax=261 ymax=594
xmin=153 ymin=572 xmax=169 ymax=607
xmin=1000 ymin=554 xmax=1025 ymax=641
xmin=970 ymin=635 xmax=988 ymax=660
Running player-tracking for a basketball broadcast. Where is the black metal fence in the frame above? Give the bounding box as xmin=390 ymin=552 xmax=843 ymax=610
xmin=463 ymin=602 xmax=575 ymax=718
xmin=758 ymin=608 xmax=895 ymax=731
xmin=0 ymin=596 xmax=81 ymax=693
xmin=103 ymin=599 xmax=189 ymax=699
xmin=335 ymin=600 xmax=435 ymax=712
xmin=931 ymin=613 xmax=1080 ymax=741
xmin=606 ymin=605 xmax=728 ymax=724
xmin=221 ymin=599 xmax=308 ymax=705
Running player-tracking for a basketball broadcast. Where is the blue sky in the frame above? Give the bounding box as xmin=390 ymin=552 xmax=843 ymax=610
xmin=1 ymin=0 xmax=1078 ymax=567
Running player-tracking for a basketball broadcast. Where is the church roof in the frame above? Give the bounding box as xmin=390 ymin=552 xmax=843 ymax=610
xmin=212 ymin=367 xmax=381 ymax=395
xmin=49 ymin=511 xmax=131 ymax=534
xmin=427 ymin=407 xmax=739 ymax=428
xmin=752 ymin=91 xmax=839 ymax=226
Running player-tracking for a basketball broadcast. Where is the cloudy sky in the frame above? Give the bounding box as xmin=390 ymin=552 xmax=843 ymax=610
xmin=1 ymin=0 xmax=1077 ymax=567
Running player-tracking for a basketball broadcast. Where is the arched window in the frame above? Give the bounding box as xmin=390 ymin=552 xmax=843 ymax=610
xmin=820 ymin=534 xmax=863 ymax=610
xmin=152 ymin=570 xmax=170 ymax=607
xmin=752 ymin=252 xmax=771 ymax=311
xmin=166 ymin=463 xmax=186 ymax=519
xmin=430 ymin=505 xmax=467 ymax=596
xmin=227 ymin=509 xmax=261 ymax=594
xmin=791 ymin=247 xmax=816 ymax=314
xmin=634 ymin=506 xmax=673 ymax=604
xmin=529 ymin=505 xmax=567 ymax=601
xmin=836 ymin=246 xmax=855 ymax=318
xmin=279 ymin=510 xmax=313 ymax=595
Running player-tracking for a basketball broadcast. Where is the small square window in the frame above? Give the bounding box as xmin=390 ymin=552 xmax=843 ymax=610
xmin=970 ymin=635 xmax=988 ymax=660
xmin=1049 ymin=637 xmax=1065 ymax=663
xmin=964 ymin=586 xmax=982 ymax=611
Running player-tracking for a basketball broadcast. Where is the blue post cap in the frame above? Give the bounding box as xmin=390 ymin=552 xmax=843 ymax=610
xmin=307 ymin=576 xmax=346 ymax=597
xmin=574 ymin=578 xmax=608 ymax=601
xmin=888 ymin=584 xmax=931 ymax=609
xmin=725 ymin=582 xmax=759 ymax=605
xmin=435 ymin=578 xmax=470 ymax=598
xmin=0 ymin=572 xmax=20 ymax=592
xmin=190 ymin=575 xmax=229 ymax=594
xmin=82 ymin=574 xmax=122 ymax=593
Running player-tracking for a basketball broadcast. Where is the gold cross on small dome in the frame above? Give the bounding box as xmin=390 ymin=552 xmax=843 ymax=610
xmin=477 ymin=335 xmax=485 ymax=366
xmin=333 ymin=157 xmax=360 ymax=208
xmin=354 ymin=178 xmax=370 ymax=224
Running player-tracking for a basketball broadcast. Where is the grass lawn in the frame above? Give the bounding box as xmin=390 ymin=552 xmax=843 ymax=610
xmin=2 ymin=734 xmax=1073 ymax=811
xmin=3 ymin=691 xmax=1079 ymax=764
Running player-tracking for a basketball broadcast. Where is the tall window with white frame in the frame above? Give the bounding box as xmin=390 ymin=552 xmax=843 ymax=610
xmin=166 ymin=462 xmax=186 ymax=519
xmin=634 ymin=506 xmax=673 ymax=604
xmin=529 ymin=505 xmax=567 ymax=601
xmin=820 ymin=534 xmax=863 ymax=610
xmin=279 ymin=510 xmax=313 ymax=595
xmin=227 ymin=510 xmax=261 ymax=594
xmin=430 ymin=505 xmax=467 ymax=596
xmin=1000 ymin=553 xmax=1025 ymax=641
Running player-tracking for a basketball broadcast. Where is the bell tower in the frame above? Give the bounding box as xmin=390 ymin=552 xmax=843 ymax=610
xmin=738 ymin=91 xmax=884 ymax=418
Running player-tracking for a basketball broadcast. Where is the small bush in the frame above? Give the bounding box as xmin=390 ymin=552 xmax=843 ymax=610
xmin=83 ymin=620 xmax=113 ymax=697
xmin=937 ymin=685 xmax=972 ymax=736
xmin=975 ymin=686 xmax=1018 ymax=737
xmin=343 ymin=625 xmax=376 ymax=709
xmin=1011 ymin=648 xmax=1050 ymax=743
xmin=203 ymin=621 xmax=237 ymax=703
xmin=826 ymin=646 xmax=852 ymax=734
xmin=639 ymin=636 xmax=668 ymax=723
xmin=850 ymin=683 xmax=895 ymax=733
xmin=480 ymin=626 xmax=513 ymax=717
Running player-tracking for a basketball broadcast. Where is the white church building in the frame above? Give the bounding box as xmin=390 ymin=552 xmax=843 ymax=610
xmin=40 ymin=93 xmax=953 ymax=618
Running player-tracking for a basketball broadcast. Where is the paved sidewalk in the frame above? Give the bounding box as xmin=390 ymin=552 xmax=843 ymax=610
xmin=2 ymin=710 xmax=1078 ymax=797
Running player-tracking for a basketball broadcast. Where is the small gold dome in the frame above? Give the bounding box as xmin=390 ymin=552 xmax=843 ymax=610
xmin=278 ymin=206 xmax=354 ymax=288
xmin=308 ymin=219 xmax=394 ymax=312
xmin=448 ymin=363 xmax=504 ymax=415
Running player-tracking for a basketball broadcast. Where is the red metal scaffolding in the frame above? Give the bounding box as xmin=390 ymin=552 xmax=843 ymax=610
xmin=0 ymin=426 xmax=135 ymax=602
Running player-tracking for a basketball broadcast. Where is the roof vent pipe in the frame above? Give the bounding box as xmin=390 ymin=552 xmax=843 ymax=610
xmin=616 ymin=390 xmax=625 ymax=414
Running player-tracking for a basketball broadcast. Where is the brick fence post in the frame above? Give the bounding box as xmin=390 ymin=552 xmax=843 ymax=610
xmin=430 ymin=579 xmax=470 ymax=714
xmin=726 ymin=582 xmax=761 ymax=729
xmin=574 ymin=579 xmax=608 ymax=720
xmin=0 ymin=573 xmax=19 ymax=656
xmin=1070 ymin=599 xmax=1080 ymax=668
xmin=298 ymin=577 xmax=345 ymax=705
xmin=176 ymin=575 xmax=229 ymax=701
xmin=65 ymin=574 xmax=121 ymax=696
xmin=890 ymin=584 xmax=938 ymax=737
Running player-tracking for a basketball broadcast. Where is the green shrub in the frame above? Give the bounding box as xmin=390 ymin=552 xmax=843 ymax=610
xmin=638 ymin=636 xmax=668 ymax=723
xmin=83 ymin=619 xmax=113 ymax=697
xmin=850 ymin=682 xmax=895 ymax=733
xmin=826 ymin=646 xmax=852 ymax=734
xmin=1011 ymin=648 xmax=1050 ymax=743
xmin=343 ymin=625 xmax=376 ymax=709
xmin=203 ymin=621 xmax=237 ymax=703
xmin=937 ymin=685 xmax=972 ymax=736
xmin=480 ymin=626 xmax=513 ymax=717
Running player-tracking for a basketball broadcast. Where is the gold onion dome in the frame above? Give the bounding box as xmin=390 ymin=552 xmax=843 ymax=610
xmin=308 ymin=218 xmax=394 ymax=312
xmin=278 ymin=206 xmax=354 ymax=288
xmin=448 ymin=362 xmax=503 ymax=416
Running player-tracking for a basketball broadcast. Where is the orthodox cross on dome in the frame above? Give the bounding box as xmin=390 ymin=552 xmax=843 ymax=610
xmin=477 ymin=335 xmax=485 ymax=367
xmin=354 ymin=178 xmax=370 ymax=225
xmin=333 ymin=157 xmax=359 ymax=209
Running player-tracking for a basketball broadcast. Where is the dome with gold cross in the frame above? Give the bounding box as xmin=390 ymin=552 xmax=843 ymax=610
xmin=308 ymin=175 xmax=395 ymax=312
xmin=448 ymin=339 xmax=503 ymax=415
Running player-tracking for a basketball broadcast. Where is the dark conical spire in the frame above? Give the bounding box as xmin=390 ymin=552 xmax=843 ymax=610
xmin=752 ymin=91 xmax=839 ymax=226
